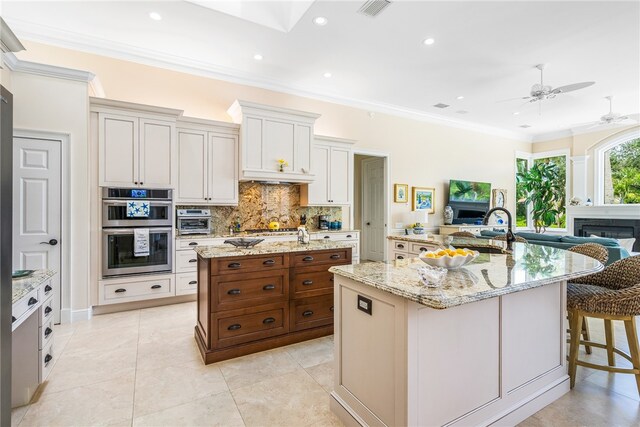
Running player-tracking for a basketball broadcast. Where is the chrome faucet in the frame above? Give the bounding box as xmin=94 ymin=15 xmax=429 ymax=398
xmin=482 ymin=207 xmax=516 ymax=251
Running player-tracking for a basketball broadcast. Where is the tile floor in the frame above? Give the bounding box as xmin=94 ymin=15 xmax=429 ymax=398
xmin=11 ymin=302 xmax=640 ymax=426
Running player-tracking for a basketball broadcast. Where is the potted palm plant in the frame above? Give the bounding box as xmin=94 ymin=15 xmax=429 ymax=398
xmin=517 ymin=161 xmax=564 ymax=233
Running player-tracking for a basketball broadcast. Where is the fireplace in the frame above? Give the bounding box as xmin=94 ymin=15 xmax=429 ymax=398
xmin=574 ymin=218 xmax=640 ymax=252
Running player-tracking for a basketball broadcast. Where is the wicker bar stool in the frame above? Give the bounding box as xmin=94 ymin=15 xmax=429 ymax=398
xmin=449 ymin=231 xmax=476 ymax=238
xmin=493 ymin=234 xmax=528 ymax=243
xmin=567 ymin=255 xmax=640 ymax=393
xmin=567 ymin=243 xmax=610 ymax=354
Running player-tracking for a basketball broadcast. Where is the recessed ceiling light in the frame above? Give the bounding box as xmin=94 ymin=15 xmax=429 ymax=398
xmin=323 ymin=72 xmax=332 ymax=78
xmin=456 ymin=96 xmax=464 ymax=100
xmin=253 ymin=54 xmax=263 ymax=61
xmin=149 ymin=12 xmax=162 ymax=21
xmin=513 ymin=112 xmax=520 ymax=116
xmin=423 ymin=38 xmax=435 ymax=46
xmin=313 ymin=16 xmax=328 ymax=26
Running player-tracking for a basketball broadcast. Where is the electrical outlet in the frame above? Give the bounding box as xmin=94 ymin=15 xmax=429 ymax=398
xmin=395 ymin=222 xmax=404 ymax=228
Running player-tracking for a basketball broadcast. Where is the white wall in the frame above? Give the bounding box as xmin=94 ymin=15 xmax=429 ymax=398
xmin=11 ymin=71 xmax=90 ymax=320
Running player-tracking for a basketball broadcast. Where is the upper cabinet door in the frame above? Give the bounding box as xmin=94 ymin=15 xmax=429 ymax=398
xmin=139 ymin=118 xmax=175 ymax=189
xmin=99 ymin=113 xmax=139 ymax=187
xmin=329 ymin=147 xmax=351 ymax=205
xmin=263 ymin=119 xmax=295 ymax=173
xmin=294 ymin=124 xmax=312 ymax=174
xmin=208 ymin=133 xmax=239 ymax=205
xmin=176 ymin=128 xmax=208 ymax=204
xmin=306 ymin=144 xmax=330 ymax=205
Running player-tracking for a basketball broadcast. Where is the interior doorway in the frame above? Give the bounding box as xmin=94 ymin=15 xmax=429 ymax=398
xmin=353 ymin=153 xmax=389 ymax=262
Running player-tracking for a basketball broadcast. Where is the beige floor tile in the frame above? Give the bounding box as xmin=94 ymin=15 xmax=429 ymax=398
xmin=584 ymin=370 xmax=640 ymax=402
xmin=284 ymin=336 xmax=334 ymax=368
xmin=232 ymin=369 xmax=334 ymax=427
xmin=136 ymin=326 xmax=201 ymax=371
xmin=218 ymin=348 xmax=301 ymax=390
xmin=133 ymin=390 xmax=244 ymax=427
xmin=306 ymin=361 xmax=334 ymax=393
xmin=72 ymin=309 xmax=140 ymax=334
xmin=19 ymin=375 xmax=134 ymax=427
xmin=138 ymin=302 xmax=196 ymax=334
xmin=62 ymin=327 xmax=138 ymax=355
xmin=11 ymin=404 xmax=30 ymax=427
xmin=52 ymin=331 xmax=73 ymax=358
xmin=134 ymin=360 xmax=228 ymax=417
xmin=52 ymin=322 xmax=77 ymax=338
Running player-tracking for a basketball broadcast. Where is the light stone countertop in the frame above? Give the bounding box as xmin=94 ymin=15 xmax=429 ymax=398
xmin=13 ymin=270 xmax=56 ymax=304
xmin=330 ymin=243 xmax=603 ymax=309
xmin=177 ymin=229 xmax=359 ymax=240
xmin=388 ymin=233 xmax=510 ymax=252
xmin=194 ymin=240 xmax=356 ymax=258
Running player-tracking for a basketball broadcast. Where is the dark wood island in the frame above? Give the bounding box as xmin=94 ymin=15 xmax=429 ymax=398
xmin=194 ymin=241 xmax=353 ymax=364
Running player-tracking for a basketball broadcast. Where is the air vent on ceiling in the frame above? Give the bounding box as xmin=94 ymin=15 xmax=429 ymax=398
xmin=358 ymin=0 xmax=392 ymax=17
xmin=433 ymin=103 xmax=450 ymax=109
xmin=519 ymin=124 xmax=532 ymax=128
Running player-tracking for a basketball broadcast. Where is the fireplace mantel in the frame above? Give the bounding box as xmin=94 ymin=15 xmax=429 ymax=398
xmin=567 ymin=205 xmax=640 ymax=237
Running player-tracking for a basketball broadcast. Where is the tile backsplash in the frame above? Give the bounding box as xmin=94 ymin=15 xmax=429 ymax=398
xmin=178 ymin=182 xmax=342 ymax=234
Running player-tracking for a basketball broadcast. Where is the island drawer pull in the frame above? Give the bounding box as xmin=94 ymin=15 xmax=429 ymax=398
xmin=188 ymin=259 xmax=197 ymax=263
xmin=397 ymin=255 xmax=404 ymax=260
xmin=302 ymin=310 xmax=314 ymax=317
xmin=228 ymin=262 xmax=241 ymax=269
xmin=263 ymin=317 xmax=276 ymax=324
xmin=44 ymin=327 xmax=53 ymax=337
xmin=44 ymin=306 xmax=52 ymax=315
xmin=330 ymin=277 xmax=334 ymax=282
xmin=227 ymin=324 xmax=242 ymax=331
xmin=151 ymin=284 xmax=162 ymax=289
xmin=302 ymin=256 xmax=314 ymax=262
xmin=188 ymin=242 xmax=198 ymax=246
xmin=28 ymin=297 xmax=38 ymax=306
xmin=189 ymin=280 xmax=197 ymax=285
xmin=419 ymin=247 xmax=428 ymax=252
xmin=302 ymin=280 xmax=313 ymax=286
xmin=115 ymin=288 xmax=127 ymax=293
xmin=330 ymin=306 xmax=334 ymax=312
xmin=44 ymin=354 xmax=53 ymax=364
xmin=324 ymin=236 xmax=330 ymax=239
xmin=44 ymin=284 xmax=52 ymax=293
xmin=330 ymin=254 xmax=341 ymax=259
xmin=263 ymin=284 xmax=276 ymax=291
xmin=227 ymin=289 xmax=241 ymax=295
xmin=263 ymin=259 xmax=276 ymax=266
xmin=397 ymin=244 xmax=404 ymax=248
xmin=346 ymin=235 xmax=353 ymax=238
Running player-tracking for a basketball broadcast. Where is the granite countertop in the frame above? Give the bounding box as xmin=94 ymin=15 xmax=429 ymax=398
xmin=177 ymin=229 xmax=359 ymax=240
xmin=330 ymin=244 xmax=603 ymax=309
xmin=13 ymin=270 xmax=56 ymax=305
xmin=194 ymin=240 xmax=356 ymax=258
xmin=388 ymin=234 xmax=510 ymax=253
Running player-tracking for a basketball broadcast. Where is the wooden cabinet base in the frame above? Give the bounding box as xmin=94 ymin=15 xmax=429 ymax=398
xmin=195 ymin=324 xmax=333 ymax=364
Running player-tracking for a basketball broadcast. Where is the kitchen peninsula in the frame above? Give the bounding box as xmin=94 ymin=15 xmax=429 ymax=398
xmin=194 ymin=240 xmax=353 ymax=364
xmin=329 ymin=243 xmax=603 ymax=426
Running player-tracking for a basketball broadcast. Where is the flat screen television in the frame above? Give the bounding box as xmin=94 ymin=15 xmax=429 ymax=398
xmin=448 ymin=180 xmax=491 ymax=204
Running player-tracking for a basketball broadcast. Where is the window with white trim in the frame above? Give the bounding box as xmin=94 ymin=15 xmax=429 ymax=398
xmin=595 ymin=134 xmax=640 ymax=205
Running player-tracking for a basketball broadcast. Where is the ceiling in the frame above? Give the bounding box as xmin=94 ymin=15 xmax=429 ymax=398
xmin=3 ymin=0 xmax=639 ymax=140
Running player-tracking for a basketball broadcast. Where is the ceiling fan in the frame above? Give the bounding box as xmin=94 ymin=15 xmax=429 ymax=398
xmin=585 ymin=96 xmax=636 ymax=129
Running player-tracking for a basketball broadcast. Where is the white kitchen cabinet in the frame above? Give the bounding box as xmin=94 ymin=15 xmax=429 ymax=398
xmin=227 ymin=100 xmax=320 ymax=183
xmin=93 ymin=99 xmax=180 ymax=189
xmin=176 ymin=117 xmax=239 ymax=205
xmin=301 ymin=135 xmax=355 ymax=206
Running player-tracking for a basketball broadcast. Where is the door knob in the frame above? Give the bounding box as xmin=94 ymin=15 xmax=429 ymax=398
xmin=40 ymin=239 xmax=58 ymax=246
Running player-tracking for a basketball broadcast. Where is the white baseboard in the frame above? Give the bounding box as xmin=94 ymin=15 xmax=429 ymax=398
xmin=60 ymin=308 xmax=93 ymax=323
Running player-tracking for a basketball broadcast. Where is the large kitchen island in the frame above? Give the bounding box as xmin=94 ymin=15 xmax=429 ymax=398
xmin=329 ymin=242 xmax=603 ymax=427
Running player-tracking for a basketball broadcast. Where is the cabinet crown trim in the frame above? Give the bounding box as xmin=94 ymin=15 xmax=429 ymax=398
xmin=227 ymin=99 xmax=321 ymax=124
xmin=91 ymin=97 xmax=183 ymax=118
xmin=178 ymin=116 xmax=240 ymax=131
xmin=314 ymin=135 xmax=356 ymax=146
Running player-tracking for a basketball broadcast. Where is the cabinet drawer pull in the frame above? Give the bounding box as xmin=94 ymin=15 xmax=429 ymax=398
xmin=188 ymin=280 xmax=197 ymax=285
xmin=330 ymin=277 xmax=334 ymax=282
xmin=115 ymin=288 xmax=127 ymax=293
xmin=188 ymin=242 xmax=198 ymax=246
xmin=150 ymin=284 xmax=162 ymax=289
xmin=28 ymin=297 xmax=38 ymax=306
xmin=188 ymin=259 xmax=197 ymax=263
xmin=44 ymin=354 xmax=53 ymax=364
xmin=262 ymin=317 xmax=276 ymax=324
xmin=419 ymin=247 xmax=428 ymax=252
xmin=302 ymin=280 xmax=313 ymax=286
xmin=330 ymin=306 xmax=334 ymax=312
xmin=263 ymin=259 xmax=276 ymax=266
xmin=324 ymin=236 xmax=330 ymax=239
xmin=227 ymin=289 xmax=241 ymax=295
xmin=227 ymin=324 xmax=241 ymax=331
xmin=397 ymin=255 xmax=404 ymax=259
xmin=263 ymin=284 xmax=275 ymax=291
xmin=12 ymin=316 xmax=16 ymax=323
xmin=44 ymin=306 xmax=52 ymax=315
xmin=44 ymin=327 xmax=53 ymax=337
xmin=302 ymin=256 xmax=314 ymax=262
xmin=397 ymin=244 xmax=404 ymax=249
xmin=228 ymin=262 xmax=241 ymax=269
xmin=330 ymin=254 xmax=340 ymax=259
xmin=44 ymin=284 xmax=52 ymax=293
xmin=302 ymin=310 xmax=314 ymax=317
xmin=346 ymin=235 xmax=353 ymax=238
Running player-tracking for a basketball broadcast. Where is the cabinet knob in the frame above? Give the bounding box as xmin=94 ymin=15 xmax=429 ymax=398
xmin=44 ymin=284 xmax=52 ymax=293
xmin=28 ymin=297 xmax=38 ymax=306
xmin=45 ymin=306 xmax=53 ymax=315
xmin=140 ymin=182 xmax=144 ymax=185
xmin=44 ymin=354 xmax=53 ymax=364
xmin=44 ymin=327 xmax=53 ymax=337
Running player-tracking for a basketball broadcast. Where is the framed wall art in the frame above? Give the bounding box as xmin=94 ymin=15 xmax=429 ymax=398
xmin=492 ymin=188 xmax=506 ymax=208
xmin=412 ymin=187 xmax=435 ymax=213
xmin=394 ymin=184 xmax=408 ymax=203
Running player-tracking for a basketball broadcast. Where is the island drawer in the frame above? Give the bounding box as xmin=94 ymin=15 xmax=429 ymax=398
xmin=40 ymin=297 xmax=54 ymax=323
xmin=392 ymin=251 xmax=409 ymax=260
xmin=213 ymin=303 xmax=288 ymax=348
xmin=313 ymin=232 xmax=358 ymax=241
xmin=213 ymin=271 xmax=288 ymax=311
xmin=291 ymin=249 xmax=351 ymax=267
xmin=39 ymin=317 xmax=54 ymax=350
xmin=290 ymin=267 xmax=334 ymax=298
xmin=290 ymin=294 xmax=334 ymax=332
xmin=212 ymin=254 xmax=288 ymax=275
xmin=409 ymin=242 xmax=440 ymax=254
xmin=39 ymin=339 xmax=55 ymax=382
xmin=13 ymin=288 xmax=40 ymax=324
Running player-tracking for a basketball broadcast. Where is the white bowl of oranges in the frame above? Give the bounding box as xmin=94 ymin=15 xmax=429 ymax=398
xmin=419 ymin=248 xmax=479 ymax=270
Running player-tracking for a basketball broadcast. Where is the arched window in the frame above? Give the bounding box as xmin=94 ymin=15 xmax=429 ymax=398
xmin=594 ymin=129 xmax=640 ymax=205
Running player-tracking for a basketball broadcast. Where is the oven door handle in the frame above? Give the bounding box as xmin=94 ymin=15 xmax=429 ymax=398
xmin=102 ymin=227 xmax=173 ymax=235
xmin=103 ymin=200 xmax=173 ymax=206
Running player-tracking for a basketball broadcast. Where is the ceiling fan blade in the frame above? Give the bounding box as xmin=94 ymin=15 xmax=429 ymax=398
xmin=496 ymin=96 xmax=530 ymax=103
xmin=551 ymin=81 xmax=595 ymax=94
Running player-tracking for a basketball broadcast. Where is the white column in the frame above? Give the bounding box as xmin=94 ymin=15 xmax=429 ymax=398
xmin=570 ymin=156 xmax=589 ymax=201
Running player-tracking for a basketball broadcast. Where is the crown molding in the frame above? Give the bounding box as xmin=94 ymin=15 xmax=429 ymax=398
xmin=531 ymin=129 xmax=573 ymax=143
xmin=532 ymin=121 xmax=640 ymax=143
xmin=2 ymin=51 xmax=95 ymax=82
xmin=0 ymin=17 xmax=25 ymax=53
xmin=6 ymin=17 xmax=534 ymax=143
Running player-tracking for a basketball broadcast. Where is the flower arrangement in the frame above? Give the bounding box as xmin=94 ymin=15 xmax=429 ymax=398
xmin=277 ymin=159 xmax=289 ymax=172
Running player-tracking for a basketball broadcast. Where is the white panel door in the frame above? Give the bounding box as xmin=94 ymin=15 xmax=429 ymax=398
xmin=13 ymin=137 xmax=61 ymax=323
xmin=329 ymin=147 xmax=351 ymax=204
xmin=307 ymin=144 xmax=330 ymax=204
xmin=176 ymin=129 xmax=208 ymax=203
xmin=362 ymin=157 xmax=385 ymax=262
xmin=263 ymin=119 xmax=295 ymax=173
xmin=139 ymin=118 xmax=174 ymax=188
xmin=208 ymin=133 xmax=238 ymax=205
xmin=99 ymin=113 xmax=138 ymax=187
